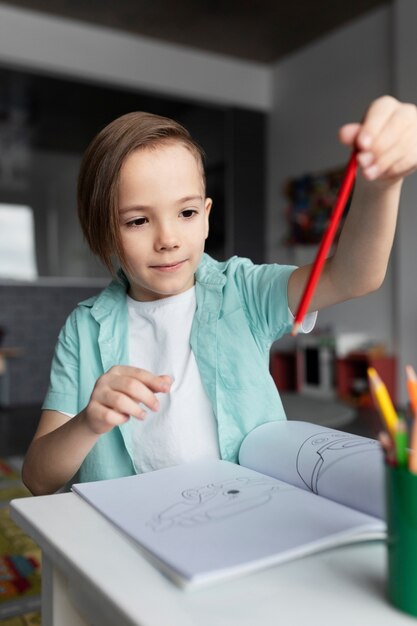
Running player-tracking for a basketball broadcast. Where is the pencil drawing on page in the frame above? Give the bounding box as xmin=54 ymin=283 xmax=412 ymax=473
xmin=147 ymin=477 xmax=289 ymax=532
xmin=296 ymin=431 xmax=379 ymax=495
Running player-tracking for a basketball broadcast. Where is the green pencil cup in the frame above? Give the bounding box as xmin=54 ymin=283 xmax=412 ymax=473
xmin=386 ymin=463 xmax=417 ymax=617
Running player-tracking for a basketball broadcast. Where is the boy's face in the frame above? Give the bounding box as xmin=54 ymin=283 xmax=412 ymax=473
xmin=118 ymin=142 xmax=212 ymax=301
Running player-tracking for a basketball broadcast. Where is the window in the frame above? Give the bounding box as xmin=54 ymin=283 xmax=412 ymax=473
xmin=0 ymin=204 xmax=38 ymax=280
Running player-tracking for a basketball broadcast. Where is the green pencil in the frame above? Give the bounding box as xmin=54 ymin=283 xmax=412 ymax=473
xmin=394 ymin=417 xmax=409 ymax=467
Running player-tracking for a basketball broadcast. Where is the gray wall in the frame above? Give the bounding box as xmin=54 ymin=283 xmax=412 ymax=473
xmin=0 ymin=4 xmax=271 ymax=111
xmin=0 ymin=280 xmax=106 ymax=405
xmin=268 ymin=3 xmax=417 ymax=403
xmin=393 ymin=0 xmax=417 ymax=403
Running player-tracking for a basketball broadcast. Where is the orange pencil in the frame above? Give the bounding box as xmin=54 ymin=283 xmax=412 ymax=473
xmin=409 ymin=425 xmax=417 ymax=473
xmin=405 ymin=364 xmax=417 ymax=418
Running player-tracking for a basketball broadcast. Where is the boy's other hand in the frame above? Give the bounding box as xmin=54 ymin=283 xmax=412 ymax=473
xmin=339 ymin=95 xmax=417 ymax=185
xmin=83 ymin=366 xmax=172 ymax=435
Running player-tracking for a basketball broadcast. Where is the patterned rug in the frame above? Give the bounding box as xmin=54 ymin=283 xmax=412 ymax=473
xmin=0 ymin=459 xmax=41 ymax=625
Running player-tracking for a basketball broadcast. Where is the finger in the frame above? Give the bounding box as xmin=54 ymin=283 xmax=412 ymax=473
xmin=132 ymin=373 xmax=173 ymax=394
xmin=86 ymin=401 xmax=131 ymax=434
xmin=362 ymin=148 xmax=401 ymax=181
xmin=109 ymin=366 xmax=172 ymax=393
xmin=356 ymin=95 xmax=399 ymax=150
xmin=362 ymin=130 xmax=416 ymax=181
xmin=364 ymin=104 xmax=416 ymax=161
xmin=366 ymin=151 xmax=417 ymax=182
xmin=338 ymin=123 xmax=361 ymax=146
xmin=104 ymin=409 xmax=130 ymax=426
xmin=158 ymin=374 xmax=174 ymax=389
xmin=101 ymin=389 xmax=148 ymax=419
xmin=108 ymin=378 xmax=161 ymax=412
xmin=100 ymin=408 xmax=130 ymax=427
xmin=357 ymin=107 xmax=416 ymax=175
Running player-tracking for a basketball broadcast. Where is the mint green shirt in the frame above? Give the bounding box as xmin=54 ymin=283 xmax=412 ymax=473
xmin=43 ymin=254 xmax=296 ymax=484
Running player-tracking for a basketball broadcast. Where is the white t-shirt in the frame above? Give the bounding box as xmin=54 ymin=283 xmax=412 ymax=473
xmin=59 ymin=285 xmax=317 ymax=474
xmin=127 ymin=287 xmax=220 ymax=473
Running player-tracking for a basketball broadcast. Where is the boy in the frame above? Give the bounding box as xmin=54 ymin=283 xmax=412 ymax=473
xmin=23 ymin=96 xmax=417 ymax=494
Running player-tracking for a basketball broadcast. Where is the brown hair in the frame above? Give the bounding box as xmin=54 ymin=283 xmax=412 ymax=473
xmin=77 ymin=111 xmax=206 ymax=273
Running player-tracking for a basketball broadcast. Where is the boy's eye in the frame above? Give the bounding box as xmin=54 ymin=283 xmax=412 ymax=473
xmin=180 ymin=209 xmax=197 ymax=219
xmin=127 ymin=217 xmax=147 ymax=227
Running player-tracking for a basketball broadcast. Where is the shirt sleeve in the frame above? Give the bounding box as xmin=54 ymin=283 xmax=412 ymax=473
xmin=232 ymin=259 xmax=298 ymax=342
xmin=42 ymin=311 xmax=80 ymax=414
xmin=287 ymin=307 xmax=318 ymax=333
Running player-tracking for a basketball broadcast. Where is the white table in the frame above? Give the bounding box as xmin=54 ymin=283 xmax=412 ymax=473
xmin=10 ymin=492 xmax=417 ymax=626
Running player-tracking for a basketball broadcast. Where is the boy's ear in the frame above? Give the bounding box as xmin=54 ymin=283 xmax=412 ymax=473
xmin=204 ymin=198 xmax=212 ymax=239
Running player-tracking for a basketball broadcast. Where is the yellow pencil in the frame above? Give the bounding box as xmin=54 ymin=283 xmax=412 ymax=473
xmin=367 ymin=367 xmax=398 ymax=438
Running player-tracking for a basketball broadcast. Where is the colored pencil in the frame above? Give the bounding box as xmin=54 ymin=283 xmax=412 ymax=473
xmin=409 ymin=422 xmax=417 ymax=474
xmin=394 ymin=417 xmax=409 ymax=467
xmin=405 ymin=364 xmax=417 ymax=418
xmin=292 ymin=152 xmax=358 ymax=336
xmin=367 ymin=367 xmax=398 ymax=438
xmin=406 ymin=365 xmax=417 ymax=473
xmin=378 ymin=430 xmax=396 ymax=466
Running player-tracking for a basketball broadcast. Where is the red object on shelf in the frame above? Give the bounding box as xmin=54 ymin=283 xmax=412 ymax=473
xmin=270 ymin=352 xmax=297 ymax=391
xmin=335 ymin=353 xmax=397 ymax=406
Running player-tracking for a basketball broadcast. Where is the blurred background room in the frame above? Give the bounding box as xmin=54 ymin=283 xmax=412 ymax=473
xmin=0 ymin=0 xmax=416 ymax=456
xmin=2 ymin=0 xmax=417 ymax=621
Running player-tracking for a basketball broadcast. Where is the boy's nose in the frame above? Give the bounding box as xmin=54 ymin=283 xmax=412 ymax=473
xmin=155 ymin=225 xmax=180 ymax=251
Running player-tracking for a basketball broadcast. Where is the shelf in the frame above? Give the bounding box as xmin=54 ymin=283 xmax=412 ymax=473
xmin=335 ymin=353 xmax=397 ymax=407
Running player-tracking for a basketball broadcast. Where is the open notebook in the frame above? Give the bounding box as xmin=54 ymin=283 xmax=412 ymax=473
xmin=72 ymin=420 xmax=385 ymax=589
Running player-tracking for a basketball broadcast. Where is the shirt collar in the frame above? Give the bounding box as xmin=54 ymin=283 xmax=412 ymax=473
xmin=195 ymin=253 xmax=227 ymax=287
xmin=79 ymin=253 xmax=225 ymax=322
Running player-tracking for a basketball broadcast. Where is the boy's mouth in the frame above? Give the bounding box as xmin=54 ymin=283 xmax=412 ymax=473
xmin=149 ymin=260 xmax=187 ymax=272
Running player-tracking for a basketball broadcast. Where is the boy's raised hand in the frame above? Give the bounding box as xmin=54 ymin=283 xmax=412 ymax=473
xmin=339 ymin=95 xmax=417 ymax=184
xmin=83 ymin=366 xmax=172 ymax=435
